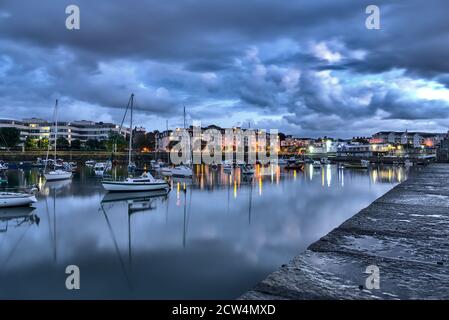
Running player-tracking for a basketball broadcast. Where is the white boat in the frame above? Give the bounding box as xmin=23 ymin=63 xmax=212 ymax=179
xmin=94 ymin=161 xmax=111 ymax=175
xmin=223 ymin=163 xmax=233 ymax=172
xmin=161 ymin=166 xmax=173 ymax=176
xmin=0 ymin=161 xmax=8 ymax=171
xmin=102 ymin=94 xmax=169 ymax=192
xmin=85 ymin=160 xmax=96 ymax=167
xmin=44 ymin=169 xmax=73 ymax=181
xmin=312 ymin=161 xmax=322 ymax=168
xmin=43 ymin=100 xmax=72 ymax=182
xmin=320 ymin=157 xmax=331 ymax=164
xmin=94 ymin=162 xmax=107 ymax=171
xmin=276 ymin=158 xmax=288 ymax=165
xmin=150 ymin=160 xmax=161 ymax=170
xmin=169 ymin=106 xmax=194 ymax=178
xmin=0 ymin=192 xmax=37 ymax=208
xmin=404 ymin=159 xmax=413 ymax=167
xmin=102 ymin=172 xmax=168 ymax=192
xmin=171 ymin=165 xmax=193 ymax=177
xmin=360 ymin=159 xmax=370 ymax=168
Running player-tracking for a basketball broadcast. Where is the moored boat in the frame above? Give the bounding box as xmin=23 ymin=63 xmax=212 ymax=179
xmin=0 ymin=161 xmax=8 ymax=171
xmin=101 ymin=94 xmax=170 ymax=192
xmin=43 ymin=100 xmax=73 ymax=182
xmin=0 ymin=192 xmax=37 ymax=208
xmin=44 ymin=169 xmax=73 ymax=181
xmin=85 ymin=160 xmax=96 ymax=167
xmin=102 ymin=172 xmax=168 ymax=192
xmin=312 ymin=161 xmax=322 ymax=168
xmin=171 ymin=165 xmax=193 ymax=177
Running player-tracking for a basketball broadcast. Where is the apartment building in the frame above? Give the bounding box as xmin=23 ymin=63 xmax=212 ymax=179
xmin=372 ymin=131 xmax=446 ymax=148
xmin=0 ymin=118 xmax=129 ymax=144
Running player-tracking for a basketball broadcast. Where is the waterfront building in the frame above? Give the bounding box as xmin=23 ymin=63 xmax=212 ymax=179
xmin=154 ymin=125 xmax=280 ymax=153
xmin=154 ymin=130 xmax=174 ymax=151
xmin=0 ymin=118 xmax=130 ymax=145
xmin=437 ymin=131 xmax=449 ymax=162
xmin=372 ymin=131 xmax=445 ymax=148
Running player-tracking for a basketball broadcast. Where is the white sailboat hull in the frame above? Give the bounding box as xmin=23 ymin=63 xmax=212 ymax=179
xmin=0 ymin=193 xmax=37 ymax=208
xmin=102 ymin=181 xmax=169 ymax=192
xmin=44 ymin=170 xmax=73 ymax=181
xmin=171 ymin=166 xmax=193 ymax=177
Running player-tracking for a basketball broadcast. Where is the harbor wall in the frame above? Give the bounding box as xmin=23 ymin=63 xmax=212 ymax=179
xmin=241 ymin=163 xmax=449 ymax=299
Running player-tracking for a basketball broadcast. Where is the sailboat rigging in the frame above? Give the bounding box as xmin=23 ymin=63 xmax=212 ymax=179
xmin=102 ymin=94 xmax=169 ymax=192
xmin=170 ymin=106 xmax=193 ymax=177
xmin=43 ymin=100 xmax=72 ymax=181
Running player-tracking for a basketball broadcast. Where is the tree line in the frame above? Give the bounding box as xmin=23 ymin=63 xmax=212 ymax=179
xmin=0 ymin=128 xmax=156 ymax=152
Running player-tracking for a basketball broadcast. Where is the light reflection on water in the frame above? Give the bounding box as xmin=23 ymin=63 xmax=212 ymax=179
xmin=0 ymin=164 xmax=409 ymax=299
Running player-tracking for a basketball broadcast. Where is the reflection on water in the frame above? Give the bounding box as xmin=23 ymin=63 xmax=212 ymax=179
xmin=0 ymin=164 xmax=409 ymax=299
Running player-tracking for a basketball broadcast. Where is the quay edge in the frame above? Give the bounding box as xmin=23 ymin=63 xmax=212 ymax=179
xmin=240 ymin=163 xmax=449 ymax=300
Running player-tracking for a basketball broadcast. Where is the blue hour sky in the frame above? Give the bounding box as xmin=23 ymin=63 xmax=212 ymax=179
xmin=0 ymin=0 xmax=449 ymax=137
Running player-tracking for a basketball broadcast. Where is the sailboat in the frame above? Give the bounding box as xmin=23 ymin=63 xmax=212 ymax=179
xmin=102 ymin=94 xmax=169 ymax=192
xmin=44 ymin=100 xmax=73 ymax=181
xmin=170 ymin=106 xmax=193 ymax=177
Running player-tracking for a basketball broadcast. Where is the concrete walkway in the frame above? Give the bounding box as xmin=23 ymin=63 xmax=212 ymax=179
xmin=241 ymin=164 xmax=449 ymax=299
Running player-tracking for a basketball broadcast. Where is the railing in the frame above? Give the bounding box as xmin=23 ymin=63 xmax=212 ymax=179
xmin=101 ymin=175 xmax=128 ymax=182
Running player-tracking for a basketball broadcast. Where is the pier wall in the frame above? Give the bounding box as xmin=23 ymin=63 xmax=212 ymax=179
xmin=241 ymin=164 xmax=449 ymax=299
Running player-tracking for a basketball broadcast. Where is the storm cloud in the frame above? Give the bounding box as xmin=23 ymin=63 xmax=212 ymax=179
xmin=0 ymin=0 xmax=448 ymax=136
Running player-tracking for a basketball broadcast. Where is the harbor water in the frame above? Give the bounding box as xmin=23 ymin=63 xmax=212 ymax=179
xmin=0 ymin=164 xmax=408 ymax=299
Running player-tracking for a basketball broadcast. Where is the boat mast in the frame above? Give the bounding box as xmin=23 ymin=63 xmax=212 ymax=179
xmin=54 ymin=99 xmax=58 ymax=163
xmin=183 ymin=106 xmax=186 ymax=130
xmin=44 ymin=100 xmax=57 ymax=173
xmin=183 ymin=106 xmax=192 ymax=164
xmin=128 ymin=93 xmax=134 ymax=167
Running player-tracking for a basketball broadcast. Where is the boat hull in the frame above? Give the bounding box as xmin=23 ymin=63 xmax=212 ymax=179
xmin=102 ymin=181 xmax=169 ymax=192
xmin=171 ymin=170 xmax=193 ymax=177
xmin=44 ymin=172 xmax=73 ymax=181
xmin=0 ymin=193 xmax=37 ymax=208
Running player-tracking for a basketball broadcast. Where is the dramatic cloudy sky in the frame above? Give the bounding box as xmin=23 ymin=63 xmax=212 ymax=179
xmin=1 ymin=0 xmax=449 ymax=137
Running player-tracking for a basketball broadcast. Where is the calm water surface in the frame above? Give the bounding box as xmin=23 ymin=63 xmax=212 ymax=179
xmin=0 ymin=164 xmax=408 ymax=299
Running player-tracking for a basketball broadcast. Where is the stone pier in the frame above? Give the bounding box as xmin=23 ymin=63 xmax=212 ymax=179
xmin=241 ymin=164 xmax=449 ymax=300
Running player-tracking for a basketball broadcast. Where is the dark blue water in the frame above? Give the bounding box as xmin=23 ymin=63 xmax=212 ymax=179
xmin=0 ymin=164 xmax=408 ymax=299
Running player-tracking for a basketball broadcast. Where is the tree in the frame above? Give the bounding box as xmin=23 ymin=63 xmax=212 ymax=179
xmin=86 ymin=139 xmax=98 ymax=150
xmin=0 ymin=127 xmax=21 ymax=149
xmin=25 ymin=137 xmax=38 ymax=150
xmin=70 ymin=139 xmax=81 ymax=150
xmin=56 ymin=137 xmax=70 ymax=150
xmin=37 ymin=138 xmax=49 ymax=150
xmin=86 ymin=139 xmax=106 ymax=150
xmin=106 ymin=132 xmax=127 ymax=152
